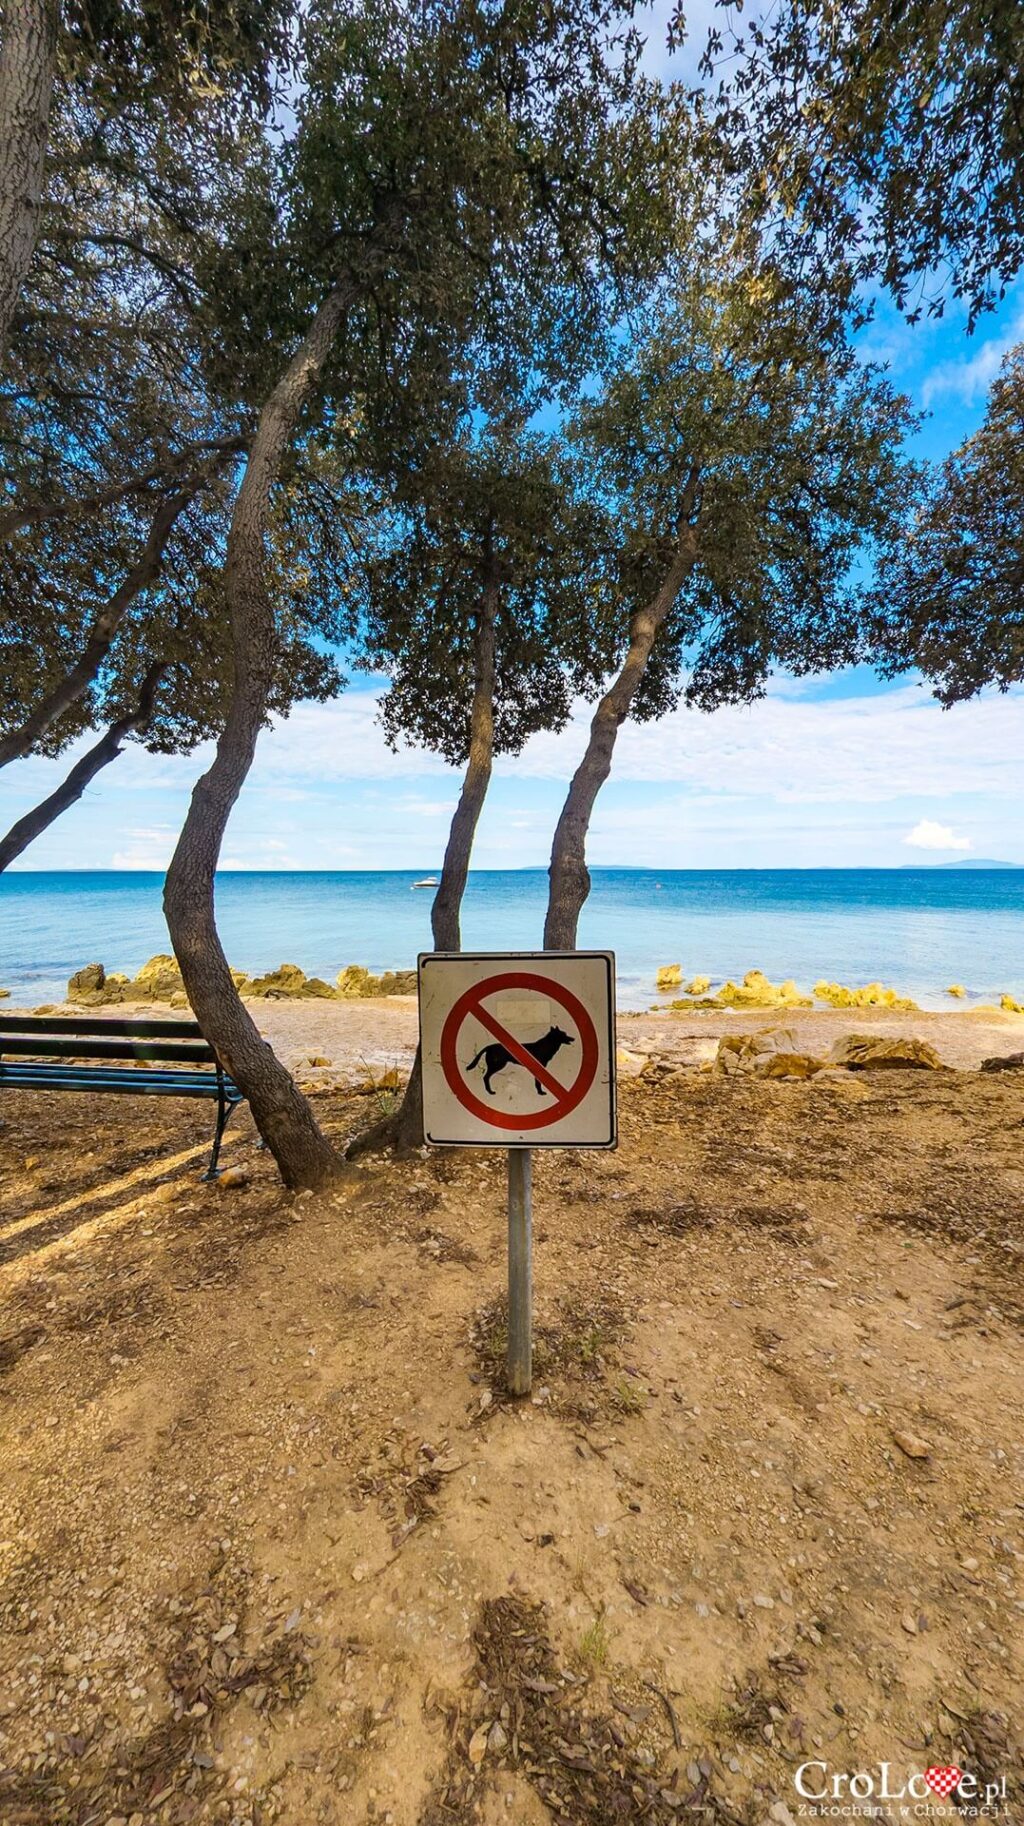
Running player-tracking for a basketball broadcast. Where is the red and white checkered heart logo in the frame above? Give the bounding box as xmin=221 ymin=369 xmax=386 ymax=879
xmin=925 ymin=1767 xmax=962 ymax=1799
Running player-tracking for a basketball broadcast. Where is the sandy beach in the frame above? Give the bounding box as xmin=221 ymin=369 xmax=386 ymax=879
xmin=1 ymin=993 xmax=1022 ymax=1823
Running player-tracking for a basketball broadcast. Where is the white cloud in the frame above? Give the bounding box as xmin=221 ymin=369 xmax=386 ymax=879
xmin=110 ymin=824 xmax=178 ymax=868
xmin=62 ymin=675 xmax=1024 ymax=811
xmin=904 ymin=818 xmax=972 ymax=852
xmin=3 ymin=672 xmax=1021 ymax=871
xmin=921 ymin=299 xmax=1024 ymax=408
xmin=502 ymin=680 xmax=1024 ymax=806
xmin=397 ymin=796 xmax=458 ymax=818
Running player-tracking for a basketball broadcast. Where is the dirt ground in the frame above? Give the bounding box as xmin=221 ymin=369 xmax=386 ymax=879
xmin=0 ymin=1011 xmax=1022 ymax=1826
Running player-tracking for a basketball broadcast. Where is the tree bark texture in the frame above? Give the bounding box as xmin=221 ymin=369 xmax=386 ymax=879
xmin=431 ymin=576 xmax=497 ymax=952
xmin=0 ymin=481 xmax=198 ymax=768
xmin=163 ymin=279 xmax=366 ymax=1189
xmin=349 ymin=576 xmax=499 ymax=1158
xmin=0 ymin=0 xmax=57 ymax=366
xmin=0 ymin=661 xmax=166 ymax=871
xmin=543 ymin=536 xmax=698 ymax=950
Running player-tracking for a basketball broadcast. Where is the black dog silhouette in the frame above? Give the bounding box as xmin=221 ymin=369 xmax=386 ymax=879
xmin=466 ymin=1024 xmax=574 ymax=1096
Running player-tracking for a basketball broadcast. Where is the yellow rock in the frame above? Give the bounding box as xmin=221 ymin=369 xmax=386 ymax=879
xmin=756 ymin=1051 xmax=827 ymax=1080
xmin=355 ymin=1064 xmax=401 ymax=1093
xmin=304 ymin=976 xmax=337 ymax=998
xmin=814 ymin=979 xmax=919 ymax=1012
xmin=685 ymin=975 xmax=711 ymax=995
xmin=131 ymin=953 xmax=185 ymax=1000
xmin=67 ymin=963 xmax=106 ymax=1002
xmin=376 ymin=969 xmax=418 ymax=995
xmin=714 ymin=1030 xmax=799 ymax=1074
xmin=336 ymin=964 xmax=417 ymax=997
xmin=336 ymin=964 xmax=372 ymax=997
xmin=891 ymin=1428 xmax=931 ymax=1460
xmin=947 ymin=984 xmax=966 ymax=998
xmin=248 ymin=963 xmax=335 ymax=999
xmin=656 ymin=964 xmax=682 ymax=990
xmin=308 ymin=1055 xmax=331 ymax=1067
xmin=706 ymin=970 xmax=813 ymax=1011
xmin=829 ymin=1033 xmax=942 ymax=1071
xmin=1000 ymin=993 xmax=1024 ymax=1014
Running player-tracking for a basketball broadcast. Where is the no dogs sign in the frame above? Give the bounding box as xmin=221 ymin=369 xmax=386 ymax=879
xmin=418 ymin=951 xmax=617 ymax=1148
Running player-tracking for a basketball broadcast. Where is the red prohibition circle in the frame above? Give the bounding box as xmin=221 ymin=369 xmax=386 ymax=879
xmin=439 ymin=970 xmax=599 ymax=1132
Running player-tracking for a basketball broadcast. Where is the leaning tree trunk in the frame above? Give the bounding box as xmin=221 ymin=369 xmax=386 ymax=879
xmin=163 ymin=275 xmax=377 ymax=1190
xmin=349 ymin=577 xmax=499 ymax=1159
xmin=0 ymin=662 xmax=167 ymax=871
xmin=429 ymin=579 xmax=497 ymax=953
xmin=0 ymin=481 xmax=199 ymax=768
xmin=544 ymin=535 xmax=697 ymax=950
xmin=0 ymin=0 xmax=57 ymax=367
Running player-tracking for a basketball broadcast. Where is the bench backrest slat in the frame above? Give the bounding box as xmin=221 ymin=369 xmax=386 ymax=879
xmin=0 ymin=1015 xmax=203 ymax=1039
xmin=0 ymin=1036 xmax=216 ymax=1064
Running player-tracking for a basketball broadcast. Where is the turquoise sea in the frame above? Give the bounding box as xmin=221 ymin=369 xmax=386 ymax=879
xmin=0 ymin=868 xmax=1021 ymax=1009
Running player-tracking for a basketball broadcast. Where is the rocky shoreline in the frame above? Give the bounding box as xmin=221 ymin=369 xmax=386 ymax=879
xmin=652 ymin=963 xmax=1024 ymax=1014
xmin=57 ymin=955 xmax=418 ymax=1010
xmin=19 ymin=957 xmax=1022 ymax=1017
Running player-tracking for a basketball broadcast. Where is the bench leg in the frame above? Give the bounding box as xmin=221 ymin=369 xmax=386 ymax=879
xmin=203 ymin=1096 xmax=240 ymax=1181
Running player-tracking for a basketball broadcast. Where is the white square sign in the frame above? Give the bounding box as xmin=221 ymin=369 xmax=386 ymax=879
xmin=418 ymin=951 xmax=617 ymax=1148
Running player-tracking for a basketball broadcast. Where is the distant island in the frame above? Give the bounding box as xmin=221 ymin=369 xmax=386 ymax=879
xmin=934 ymin=858 xmax=1022 ymax=869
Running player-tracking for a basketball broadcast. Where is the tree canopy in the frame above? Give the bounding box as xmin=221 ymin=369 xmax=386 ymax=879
xmin=869 ymin=343 xmax=1024 ymax=703
xmin=159 ymin=0 xmax=687 ymax=1187
xmin=359 ymin=428 xmax=613 ymax=769
xmin=544 ymin=256 xmax=921 ymax=946
xmin=680 ymin=0 xmax=1024 ymax=326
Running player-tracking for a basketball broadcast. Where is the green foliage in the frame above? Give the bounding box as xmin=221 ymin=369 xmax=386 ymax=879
xmin=63 ymin=0 xmax=295 ymax=118
xmin=572 ymin=257 xmax=921 ymax=711
xmin=356 ymin=427 xmax=616 ymax=766
xmin=868 ymin=345 xmax=1024 ymax=702
xmin=684 ymin=0 xmax=1024 ymax=326
xmin=271 ymin=0 xmax=681 ymax=426
xmin=0 ymin=44 xmax=358 ymax=767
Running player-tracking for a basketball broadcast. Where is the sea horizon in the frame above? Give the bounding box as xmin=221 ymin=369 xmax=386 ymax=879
xmin=2 ymin=865 xmax=1022 ymax=1010
xmin=5 ymin=861 xmax=1020 ymax=874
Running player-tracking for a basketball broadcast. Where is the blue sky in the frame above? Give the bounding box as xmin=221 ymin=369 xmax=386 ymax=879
xmin=3 ymin=8 xmax=1022 ymax=873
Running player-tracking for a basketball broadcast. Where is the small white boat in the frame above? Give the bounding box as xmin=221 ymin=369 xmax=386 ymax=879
xmin=411 ymin=877 xmax=439 ymax=889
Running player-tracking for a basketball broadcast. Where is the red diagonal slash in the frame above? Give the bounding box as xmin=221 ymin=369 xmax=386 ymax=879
xmin=438 ymin=969 xmax=600 ymax=1133
xmin=467 ymin=996 xmax=569 ymax=1103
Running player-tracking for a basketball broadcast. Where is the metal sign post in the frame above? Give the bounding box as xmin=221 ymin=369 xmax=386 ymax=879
xmin=417 ymin=951 xmax=617 ymax=1400
xmin=507 ymin=1147 xmax=532 ymax=1394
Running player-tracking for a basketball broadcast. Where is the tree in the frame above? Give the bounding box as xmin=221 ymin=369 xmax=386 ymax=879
xmin=0 ymin=660 xmax=166 ymax=871
xmin=0 ymin=511 xmax=346 ymax=869
xmin=0 ymin=52 xmax=365 ymax=863
xmin=543 ymin=261 xmax=920 ymax=947
xmin=162 ymin=0 xmax=679 ymax=1190
xmin=349 ymin=426 xmax=614 ymax=1154
xmin=679 ymin=0 xmax=1024 ymax=328
xmin=0 ymin=82 xmax=257 ymax=764
xmin=0 ymin=0 xmax=292 ymax=365
xmin=868 ymin=344 xmax=1024 ymax=702
xmin=0 ymin=467 xmax=227 ymax=769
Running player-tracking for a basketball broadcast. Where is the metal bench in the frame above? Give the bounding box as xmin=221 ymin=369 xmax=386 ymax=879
xmin=0 ymin=1014 xmax=245 ymax=1180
